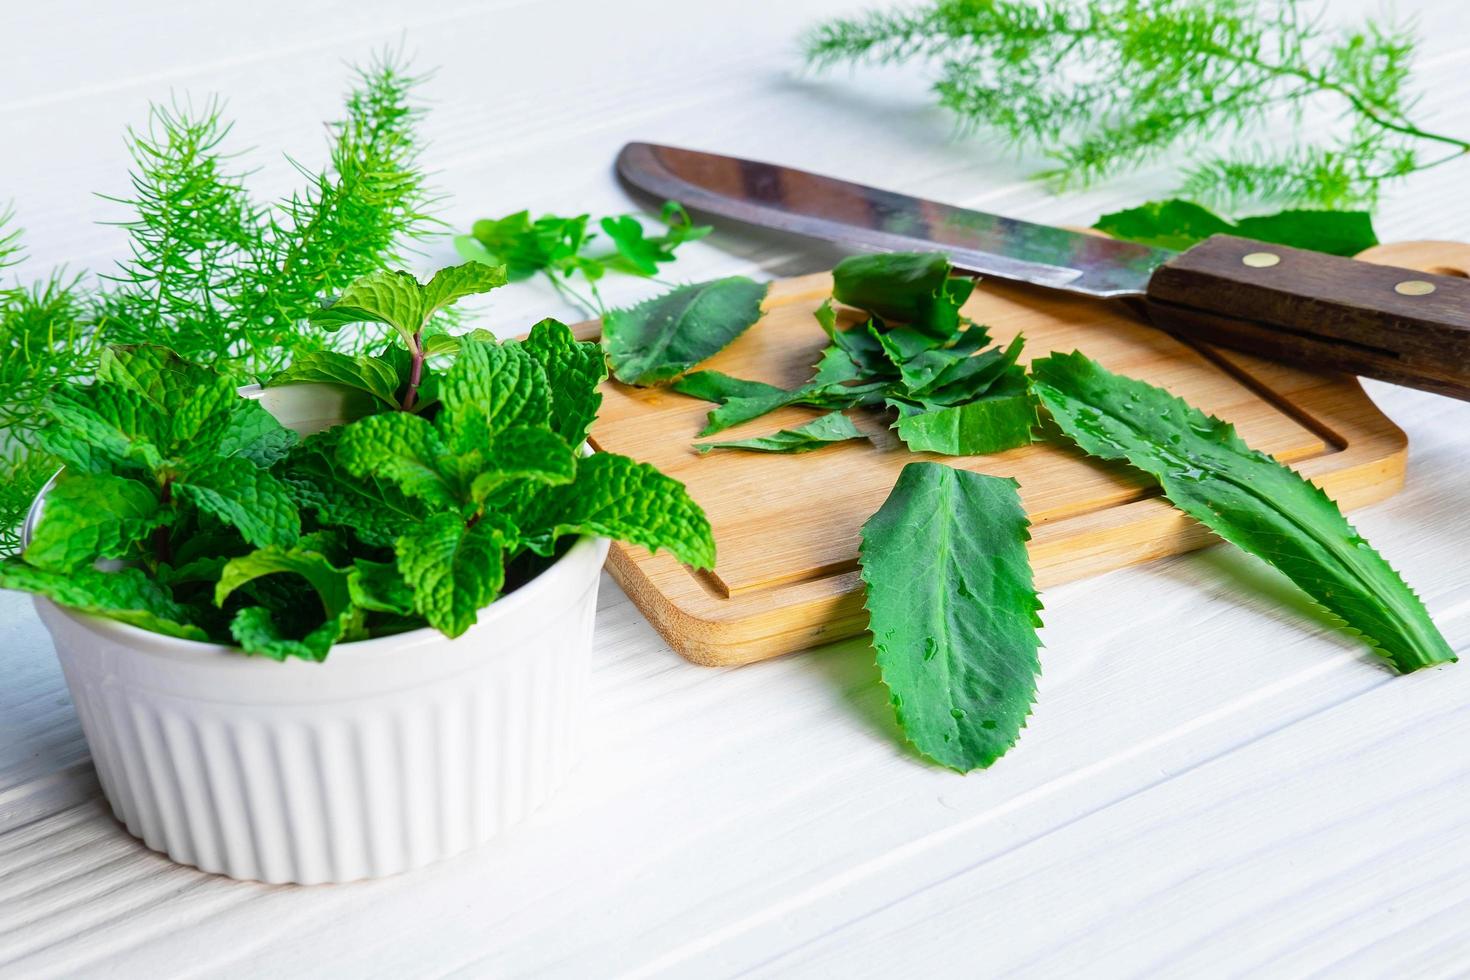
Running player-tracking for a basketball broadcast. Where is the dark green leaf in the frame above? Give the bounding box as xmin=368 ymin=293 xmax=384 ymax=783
xmin=279 ymin=428 xmax=419 ymax=548
xmin=832 ymin=252 xmax=970 ymax=338
xmin=348 ymin=558 xmax=415 ymax=616
xmin=1095 ymin=199 xmax=1377 ymax=256
xmin=1093 ymin=199 xmax=1233 ymax=251
xmin=603 ymin=276 xmax=768 ymax=385
xmin=216 ymin=545 xmax=352 ymax=618
xmin=892 ymin=392 xmax=1036 ymax=456
xmin=860 ymin=463 xmax=1042 ymax=771
xmin=696 ymin=411 xmax=868 ymax=454
xmin=1030 ymin=351 xmax=1453 ymax=672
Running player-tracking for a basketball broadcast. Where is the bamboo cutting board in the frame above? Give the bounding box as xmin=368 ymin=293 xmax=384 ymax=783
xmin=584 ymin=240 xmax=1468 ymax=667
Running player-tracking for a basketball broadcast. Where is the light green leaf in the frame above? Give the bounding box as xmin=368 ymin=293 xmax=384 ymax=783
xmin=1092 ymin=199 xmax=1233 ymax=251
xmin=211 ymin=399 xmax=300 ymax=466
xmin=859 ymin=463 xmax=1042 ymax=771
xmin=309 ymin=269 xmax=426 ymax=345
xmin=174 ymin=456 xmax=300 ymax=548
xmin=520 ymin=318 xmax=606 ymax=445
xmin=96 ymin=344 xmax=236 ymax=416
xmin=418 ymin=261 xmax=509 ymax=317
xmin=23 ymin=473 xmax=165 ymax=571
xmin=1030 ymin=351 xmax=1454 ymax=672
xmin=215 ymin=545 xmax=352 ymax=617
xmin=438 ymin=338 xmax=552 ymax=448
xmin=523 ymin=452 xmax=714 ymax=569
xmin=696 ymin=411 xmax=868 ymax=454
xmin=336 ymin=412 xmax=459 ymax=511
xmin=0 ymin=560 xmax=207 ymax=641
xmin=348 ymin=558 xmax=415 ymax=616
xmin=602 ymin=276 xmax=768 ymax=386
xmin=892 ymin=393 xmax=1036 ymax=456
xmin=395 ymin=512 xmax=513 ymax=637
xmin=267 ymin=351 xmax=402 ymax=407
xmin=36 ymin=385 xmax=166 ymax=474
xmin=469 ymin=427 xmax=577 ymax=502
xmin=279 ymin=428 xmax=419 ymax=547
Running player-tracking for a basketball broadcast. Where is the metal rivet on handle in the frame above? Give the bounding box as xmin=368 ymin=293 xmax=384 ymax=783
xmin=1242 ymin=252 xmax=1280 ymax=268
xmin=1394 ymin=280 xmax=1436 ymax=296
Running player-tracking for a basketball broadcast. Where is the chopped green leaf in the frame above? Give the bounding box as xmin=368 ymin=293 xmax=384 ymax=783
xmin=860 ymin=463 xmax=1043 ymax=771
xmin=602 ymin=276 xmax=768 ymax=386
xmin=892 ymin=392 xmax=1036 ymax=456
xmin=832 ymin=252 xmax=971 ymax=338
xmin=1030 ymin=350 xmax=1453 ymax=672
xmin=696 ymin=411 xmax=868 ymax=454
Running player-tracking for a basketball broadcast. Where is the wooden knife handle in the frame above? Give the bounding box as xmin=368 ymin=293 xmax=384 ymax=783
xmin=1144 ymin=234 xmax=1470 ymax=399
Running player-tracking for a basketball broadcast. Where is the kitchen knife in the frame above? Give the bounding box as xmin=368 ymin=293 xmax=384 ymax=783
xmin=616 ymin=142 xmax=1470 ymax=399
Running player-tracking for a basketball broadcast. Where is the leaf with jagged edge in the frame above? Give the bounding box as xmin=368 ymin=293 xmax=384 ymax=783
xmin=1030 ymin=350 xmax=1454 ymax=673
xmin=309 ymin=263 xmax=508 ymax=347
xmin=336 ymin=412 xmax=460 ymax=511
xmin=228 ymin=605 xmax=351 ymax=662
xmin=23 ymin=473 xmax=166 ymax=571
xmin=279 ymin=428 xmax=419 ymax=547
xmin=395 ymin=511 xmax=516 ymax=637
xmin=437 ymin=338 xmax=552 ymax=451
xmin=519 ymin=318 xmax=606 ymax=446
xmin=602 ymin=276 xmax=768 ymax=386
xmin=174 ymin=456 xmax=300 ymax=549
xmin=35 ymin=384 xmax=166 ymax=474
xmin=267 ymin=350 xmax=402 ymax=408
xmin=832 ymin=251 xmax=972 ymax=339
xmin=696 ymin=411 xmax=868 ymax=454
xmin=859 ymin=462 xmax=1043 ymax=771
xmin=468 ymin=427 xmax=577 ymax=503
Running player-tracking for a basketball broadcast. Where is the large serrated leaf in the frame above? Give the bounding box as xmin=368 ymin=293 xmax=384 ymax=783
xmin=602 ymin=276 xmax=768 ymax=386
xmin=1030 ymin=350 xmax=1454 ymax=673
xmin=439 ymin=339 xmax=552 ymax=448
xmin=36 ymin=385 xmax=166 ymax=474
xmin=267 ymin=351 xmax=402 ymax=408
xmin=469 ymin=427 xmax=577 ymax=502
xmin=279 ymin=428 xmax=418 ymax=547
xmin=859 ymin=463 xmax=1043 ymax=771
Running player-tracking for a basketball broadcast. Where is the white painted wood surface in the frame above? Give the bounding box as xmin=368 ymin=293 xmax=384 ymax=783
xmin=3 ymin=0 xmax=1469 ymax=975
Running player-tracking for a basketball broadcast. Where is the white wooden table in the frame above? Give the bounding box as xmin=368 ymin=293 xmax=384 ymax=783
xmin=4 ymin=1 xmax=1470 ymax=976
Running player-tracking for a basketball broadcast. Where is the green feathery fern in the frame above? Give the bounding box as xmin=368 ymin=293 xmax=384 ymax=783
xmin=804 ymin=0 xmax=1469 ymax=208
xmin=0 ymin=55 xmax=436 ymax=558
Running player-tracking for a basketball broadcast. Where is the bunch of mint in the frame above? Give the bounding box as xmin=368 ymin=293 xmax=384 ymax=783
xmin=0 ymin=263 xmax=715 ymax=661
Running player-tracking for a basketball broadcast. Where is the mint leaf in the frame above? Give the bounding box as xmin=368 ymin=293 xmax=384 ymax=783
xmin=0 ymin=561 xmax=207 ymax=641
xmin=439 ymin=339 xmax=552 ymax=447
xmin=395 ymin=512 xmax=514 ymax=637
xmin=211 ymin=399 xmax=299 ymax=466
xmin=418 ymin=262 xmax=510 ymax=317
xmin=23 ymin=473 xmax=164 ymax=571
xmin=267 ymin=350 xmax=402 ymax=408
xmin=174 ymin=456 xmax=300 ymax=549
xmin=336 ymin=412 xmax=459 ymax=511
xmin=860 ymin=463 xmax=1042 ymax=771
xmin=228 ymin=606 xmax=349 ymax=662
xmin=832 ymin=252 xmax=971 ymax=339
xmin=1030 ymin=351 xmax=1453 ymax=672
xmin=348 ymin=558 xmax=415 ymax=616
xmin=310 ymin=263 xmax=507 ymax=346
xmin=96 ymin=344 xmax=235 ymax=416
xmin=603 ymin=276 xmax=768 ymax=386
xmin=696 ymin=411 xmax=867 ymax=454
xmin=215 ymin=545 xmax=352 ymax=617
xmin=469 ymin=427 xmax=577 ymax=502
xmin=1094 ymin=199 xmax=1377 ymax=256
xmin=520 ymin=318 xmax=606 ymax=445
xmin=525 ymin=452 xmax=714 ymax=569
xmin=280 ymin=428 xmax=418 ymax=547
xmin=36 ymin=385 xmax=165 ymax=474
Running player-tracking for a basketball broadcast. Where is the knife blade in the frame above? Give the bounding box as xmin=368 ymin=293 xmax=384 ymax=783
xmin=616 ymin=141 xmax=1172 ymax=298
xmin=616 ymin=142 xmax=1470 ymax=399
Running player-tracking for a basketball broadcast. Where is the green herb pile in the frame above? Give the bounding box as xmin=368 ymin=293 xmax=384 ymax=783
xmin=803 ymin=0 xmax=1468 ymax=210
xmin=0 ymin=264 xmax=714 ymax=660
xmin=614 ymin=251 xmax=1454 ymax=771
xmin=0 ymin=56 xmax=438 ymax=559
xmin=657 ymin=253 xmax=1034 ymax=457
xmin=455 ymin=201 xmax=711 ymax=316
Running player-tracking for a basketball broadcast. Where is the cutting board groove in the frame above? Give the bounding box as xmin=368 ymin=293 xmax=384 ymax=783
xmin=582 ymin=241 xmax=1457 ymax=667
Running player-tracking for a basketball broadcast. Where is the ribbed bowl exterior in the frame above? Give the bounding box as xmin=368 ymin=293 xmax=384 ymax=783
xmin=35 ymin=535 xmax=610 ymax=885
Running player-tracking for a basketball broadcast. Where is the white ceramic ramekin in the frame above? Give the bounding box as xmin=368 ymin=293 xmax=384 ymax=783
xmin=23 ymin=383 xmax=609 ymax=885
